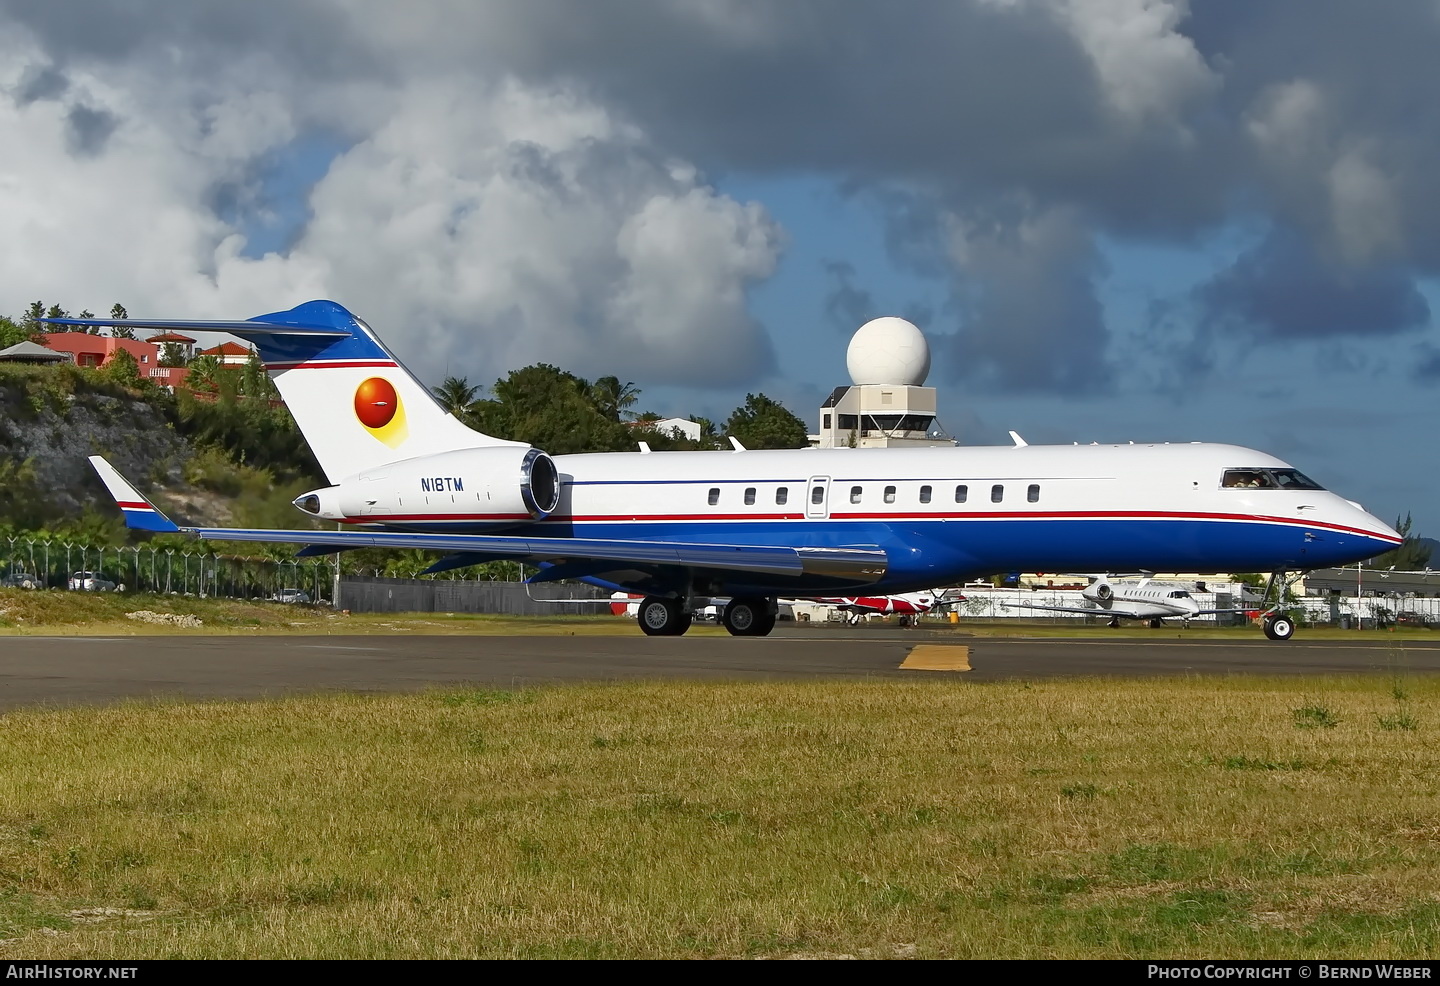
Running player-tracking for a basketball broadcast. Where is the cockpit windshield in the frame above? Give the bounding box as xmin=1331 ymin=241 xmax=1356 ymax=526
xmin=1222 ymin=468 xmax=1324 ymax=491
xmin=1270 ymin=469 xmax=1324 ymax=490
xmin=1166 ymin=590 xmax=1191 ymax=599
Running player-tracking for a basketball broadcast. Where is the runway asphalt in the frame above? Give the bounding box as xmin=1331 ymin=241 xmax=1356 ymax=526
xmin=2 ymin=625 xmax=1440 ymax=709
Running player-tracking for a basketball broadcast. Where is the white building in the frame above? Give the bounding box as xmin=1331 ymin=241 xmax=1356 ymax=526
xmin=811 ymin=316 xmax=956 ymax=449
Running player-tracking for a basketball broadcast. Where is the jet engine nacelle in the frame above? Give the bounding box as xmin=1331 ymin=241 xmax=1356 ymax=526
xmin=294 ymin=446 xmax=560 ymax=526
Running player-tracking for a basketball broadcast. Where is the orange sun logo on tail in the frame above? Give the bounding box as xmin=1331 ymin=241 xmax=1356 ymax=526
xmin=354 ymin=377 xmax=408 ymax=447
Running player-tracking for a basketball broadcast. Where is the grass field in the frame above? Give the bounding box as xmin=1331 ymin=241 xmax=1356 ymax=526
xmin=0 ymin=676 xmax=1437 ymax=958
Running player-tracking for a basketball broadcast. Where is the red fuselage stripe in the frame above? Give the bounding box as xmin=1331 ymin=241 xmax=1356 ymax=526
xmin=117 ymin=501 xmax=152 ymax=510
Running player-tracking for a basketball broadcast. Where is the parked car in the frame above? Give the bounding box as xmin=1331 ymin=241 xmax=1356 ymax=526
xmin=273 ymin=588 xmax=311 ymax=604
xmin=0 ymin=569 xmax=41 ymax=590
xmin=1395 ymin=611 xmax=1435 ymax=628
xmin=68 ymin=571 xmax=117 ymax=592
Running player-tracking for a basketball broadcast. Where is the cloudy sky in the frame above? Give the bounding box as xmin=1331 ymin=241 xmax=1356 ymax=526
xmin=2 ymin=0 xmax=1438 ymax=534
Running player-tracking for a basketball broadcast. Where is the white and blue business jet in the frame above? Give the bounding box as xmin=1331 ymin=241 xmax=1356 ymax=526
xmin=55 ymin=301 xmax=1401 ymax=642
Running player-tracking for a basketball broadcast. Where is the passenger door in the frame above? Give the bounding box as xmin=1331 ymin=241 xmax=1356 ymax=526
xmin=806 ymin=476 xmax=831 ymax=519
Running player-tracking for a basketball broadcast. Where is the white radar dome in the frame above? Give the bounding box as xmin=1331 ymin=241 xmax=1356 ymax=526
xmin=846 ymin=316 xmax=931 ymax=386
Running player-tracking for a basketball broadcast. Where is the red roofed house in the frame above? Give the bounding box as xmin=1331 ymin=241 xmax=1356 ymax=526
xmin=147 ymin=331 xmax=197 ymax=388
xmin=39 ymin=332 xmax=158 ymax=370
xmin=198 ymin=341 xmax=253 ymax=366
xmin=148 ymin=331 xmax=196 ymax=359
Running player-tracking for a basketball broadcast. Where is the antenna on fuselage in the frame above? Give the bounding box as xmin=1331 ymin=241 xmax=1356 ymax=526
xmin=729 ymin=437 xmax=747 ymax=452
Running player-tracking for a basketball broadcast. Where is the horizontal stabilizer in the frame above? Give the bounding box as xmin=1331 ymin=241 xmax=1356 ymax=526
xmin=88 ymin=456 xmax=179 ymax=533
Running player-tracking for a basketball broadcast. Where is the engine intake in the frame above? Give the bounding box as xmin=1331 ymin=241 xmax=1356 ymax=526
xmin=520 ymin=448 xmax=560 ymax=517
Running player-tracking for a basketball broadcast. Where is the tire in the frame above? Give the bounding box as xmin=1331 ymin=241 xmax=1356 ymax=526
xmin=1148 ymin=618 xmax=1162 ymax=629
xmin=1264 ymin=615 xmax=1295 ymax=641
xmin=638 ymin=596 xmax=689 ymax=637
xmin=723 ymin=597 xmax=776 ymax=637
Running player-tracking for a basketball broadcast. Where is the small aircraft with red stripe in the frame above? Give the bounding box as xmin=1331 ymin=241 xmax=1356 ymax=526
xmin=810 ymin=589 xmax=965 ymax=625
xmin=55 ymin=300 xmax=1401 ymax=641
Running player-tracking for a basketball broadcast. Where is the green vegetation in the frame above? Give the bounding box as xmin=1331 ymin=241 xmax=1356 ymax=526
xmin=0 ymin=676 xmax=1436 ymax=958
xmin=1370 ymin=513 xmax=1434 ymax=570
xmin=443 ymin=364 xmax=805 ymax=453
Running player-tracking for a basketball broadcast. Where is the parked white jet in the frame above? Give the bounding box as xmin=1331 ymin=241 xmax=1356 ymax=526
xmin=57 ymin=300 xmax=1401 ymax=641
xmin=1009 ymin=576 xmax=1266 ymax=632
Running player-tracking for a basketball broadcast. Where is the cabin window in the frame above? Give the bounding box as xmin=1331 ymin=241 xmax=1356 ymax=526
xmin=1027 ymin=484 xmax=1040 ymax=503
xmin=776 ymin=487 xmax=788 ymax=505
xmin=955 ymin=485 xmax=968 ymax=503
xmin=707 ymin=488 xmax=720 ymax=506
xmin=744 ymin=487 xmax=756 ymax=506
xmin=850 ymin=486 xmax=863 ymax=504
xmin=884 ymin=485 xmax=897 ymax=504
xmin=811 ymin=485 xmax=824 ymax=505
xmin=919 ymin=485 xmax=932 ymax=504
xmin=991 ymin=484 xmax=1004 ymax=503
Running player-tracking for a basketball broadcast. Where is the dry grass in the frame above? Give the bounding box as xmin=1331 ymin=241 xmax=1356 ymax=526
xmin=0 ymin=676 xmax=1437 ymax=958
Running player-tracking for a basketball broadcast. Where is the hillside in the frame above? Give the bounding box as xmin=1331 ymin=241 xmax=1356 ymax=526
xmin=0 ymin=364 xmax=320 ymax=535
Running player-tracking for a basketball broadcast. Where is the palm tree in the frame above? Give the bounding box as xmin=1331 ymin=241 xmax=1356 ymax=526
xmin=433 ymin=376 xmax=481 ymax=417
xmin=185 ymin=354 xmax=222 ymax=394
xmin=590 ymin=375 xmax=641 ymax=422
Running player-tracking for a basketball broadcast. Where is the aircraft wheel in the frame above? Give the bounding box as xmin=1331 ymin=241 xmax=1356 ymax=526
xmin=1107 ymin=617 xmax=1121 ymax=628
xmin=723 ymin=597 xmax=774 ymax=637
xmin=1149 ymin=618 xmax=1162 ymax=629
xmin=638 ymin=596 xmax=689 ymax=636
xmin=1263 ymin=615 xmax=1295 ymax=641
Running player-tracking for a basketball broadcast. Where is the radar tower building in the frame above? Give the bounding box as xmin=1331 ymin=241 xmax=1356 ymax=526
xmin=812 ymin=317 xmax=956 ymax=448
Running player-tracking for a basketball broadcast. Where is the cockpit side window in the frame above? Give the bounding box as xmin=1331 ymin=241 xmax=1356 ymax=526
xmin=1222 ymin=469 xmax=1276 ymax=489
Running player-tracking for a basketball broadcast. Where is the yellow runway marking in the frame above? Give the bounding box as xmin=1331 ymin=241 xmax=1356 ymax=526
xmin=900 ymin=645 xmax=971 ymax=672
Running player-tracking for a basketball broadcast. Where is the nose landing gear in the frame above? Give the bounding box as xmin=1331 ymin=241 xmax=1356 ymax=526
xmin=1254 ymin=570 xmax=1307 ymax=642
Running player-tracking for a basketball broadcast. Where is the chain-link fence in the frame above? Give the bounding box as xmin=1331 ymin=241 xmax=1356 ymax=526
xmin=0 ymin=536 xmax=335 ymax=602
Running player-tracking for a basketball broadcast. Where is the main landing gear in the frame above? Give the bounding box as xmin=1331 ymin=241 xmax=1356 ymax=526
xmin=721 ymin=596 xmax=777 ymax=637
xmin=636 ymin=595 xmax=779 ymax=637
xmin=637 ymin=596 xmax=692 ymax=637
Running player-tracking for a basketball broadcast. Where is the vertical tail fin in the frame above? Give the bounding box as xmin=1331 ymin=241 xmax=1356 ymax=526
xmin=239 ymin=301 xmax=523 ymax=482
xmin=46 ymin=301 xmax=522 ymax=483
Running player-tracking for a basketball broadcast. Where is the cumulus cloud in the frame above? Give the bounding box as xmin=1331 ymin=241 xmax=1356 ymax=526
xmin=4 ymin=0 xmax=1440 ymax=395
xmin=1195 ymin=230 xmax=1429 ymax=341
xmin=942 ymin=203 xmax=1111 ymax=394
xmin=0 ymin=14 xmax=782 ymax=387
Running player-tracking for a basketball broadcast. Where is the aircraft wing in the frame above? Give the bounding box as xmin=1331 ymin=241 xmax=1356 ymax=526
xmin=89 ymin=457 xmax=887 ymax=583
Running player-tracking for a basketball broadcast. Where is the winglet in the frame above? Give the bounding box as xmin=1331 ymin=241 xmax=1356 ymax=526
xmin=1008 ymin=431 xmax=1028 ymax=448
xmin=729 ymin=436 xmax=746 ymax=452
xmin=88 ymin=456 xmax=180 ymax=533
